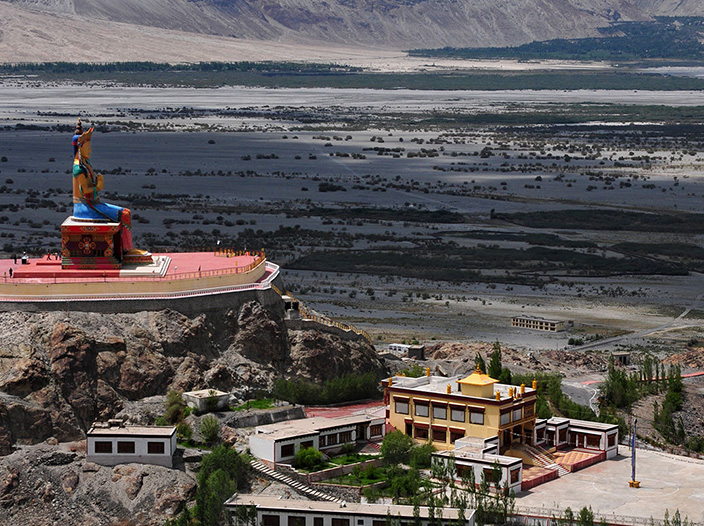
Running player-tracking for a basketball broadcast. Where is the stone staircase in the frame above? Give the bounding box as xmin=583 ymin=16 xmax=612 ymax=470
xmin=250 ymin=460 xmax=342 ymax=503
xmin=519 ymin=444 xmax=569 ymax=477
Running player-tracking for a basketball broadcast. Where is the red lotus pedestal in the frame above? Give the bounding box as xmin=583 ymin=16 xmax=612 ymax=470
xmin=61 ymin=216 xmax=123 ymax=269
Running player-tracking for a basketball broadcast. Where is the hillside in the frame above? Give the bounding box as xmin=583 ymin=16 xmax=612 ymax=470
xmin=0 ymin=303 xmax=387 ymax=455
xmin=2 ymin=0 xmax=695 ymax=63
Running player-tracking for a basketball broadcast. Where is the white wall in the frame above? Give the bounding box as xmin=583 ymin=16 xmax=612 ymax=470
xmin=87 ymin=435 xmax=174 ymax=468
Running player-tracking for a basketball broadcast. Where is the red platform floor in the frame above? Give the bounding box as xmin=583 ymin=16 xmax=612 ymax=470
xmin=0 ymin=252 xmax=259 ymax=281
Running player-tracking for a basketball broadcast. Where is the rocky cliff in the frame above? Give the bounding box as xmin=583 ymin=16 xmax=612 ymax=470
xmin=0 ymin=301 xmax=387 ymax=455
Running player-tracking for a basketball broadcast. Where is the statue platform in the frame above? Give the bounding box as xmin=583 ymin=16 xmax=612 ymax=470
xmin=61 ymin=216 xmax=153 ymax=269
xmin=0 ymin=251 xmax=278 ymax=304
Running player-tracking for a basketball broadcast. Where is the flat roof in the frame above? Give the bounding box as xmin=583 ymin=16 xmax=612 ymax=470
xmin=435 ymin=447 xmax=521 ymax=467
xmin=183 ymin=389 xmax=228 ymax=398
xmin=387 ymin=374 xmax=536 ymax=402
xmin=88 ymin=425 xmax=176 ymax=437
xmin=226 ymin=494 xmax=471 ymax=520
xmin=253 ymin=415 xmax=384 ymax=441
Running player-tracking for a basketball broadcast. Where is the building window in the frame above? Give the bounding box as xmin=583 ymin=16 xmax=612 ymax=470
xmin=263 ymin=516 xmax=280 ymax=526
xmin=289 ymin=517 xmax=306 ymax=526
xmin=586 ymin=434 xmax=600 ymax=449
xmin=301 ymin=441 xmax=314 ymax=449
xmin=148 ymin=441 xmax=165 ymax=454
xmin=332 ymin=519 xmax=349 ymax=526
xmin=339 ymin=431 xmax=352 ymax=444
xmin=358 ymin=520 xmax=364 ymax=525
xmin=370 ymin=424 xmax=383 ymax=437
xmin=450 ymin=407 xmax=465 ymax=422
xmin=395 ymin=400 xmax=409 ymax=415
xmin=94 ymin=441 xmax=112 ymax=454
xmin=608 ymin=433 xmax=616 ymax=447
xmin=524 ymin=403 xmax=534 ymax=417
xmin=415 ymin=403 xmax=429 ymax=418
xmin=432 ymin=428 xmax=446 ymax=442
xmin=450 ymin=430 xmax=465 ymax=444
xmin=326 ymin=434 xmax=338 ymax=446
xmin=510 ymin=468 xmax=520 ymax=484
xmin=117 ymin=441 xmax=135 ymax=454
xmin=315 ymin=518 xmax=324 ymax=526
xmin=432 ymin=405 xmax=447 ymax=420
xmin=500 ymin=412 xmax=511 ymax=426
xmin=483 ymin=468 xmax=496 ymax=483
xmin=281 ymin=444 xmax=295 ymax=457
xmin=373 ymin=521 xmax=385 ymax=526
xmin=414 ymin=426 xmax=428 ymax=440
xmin=512 ymin=408 xmax=522 ymax=422
xmin=470 ymin=411 xmax=484 ymax=425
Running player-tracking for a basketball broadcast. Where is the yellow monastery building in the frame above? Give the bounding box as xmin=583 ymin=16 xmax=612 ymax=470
xmin=382 ymin=366 xmax=537 ymax=452
xmin=382 ymin=367 xmax=619 ymax=492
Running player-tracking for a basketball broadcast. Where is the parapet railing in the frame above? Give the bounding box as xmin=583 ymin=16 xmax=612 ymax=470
xmin=513 ymin=505 xmax=702 ymax=526
xmin=0 ymin=262 xmax=280 ymax=302
xmin=1 ymin=251 xmax=267 ymax=284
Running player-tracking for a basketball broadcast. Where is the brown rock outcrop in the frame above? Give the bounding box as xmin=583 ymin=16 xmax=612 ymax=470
xmin=0 ymin=299 xmax=387 ymax=453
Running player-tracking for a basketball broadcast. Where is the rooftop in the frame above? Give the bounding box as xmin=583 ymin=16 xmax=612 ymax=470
xmin=183 ymin=389 xmax=228 ymax=399
xmin=254 ymin=414 xmax=384 ymax=441
xmin=386 ymin=374 xmax=536 ymax=402
xmin=87 ymin=424 xmax=176 ymax=437
xmin=226 ymin=494 xmax=470 ymax=520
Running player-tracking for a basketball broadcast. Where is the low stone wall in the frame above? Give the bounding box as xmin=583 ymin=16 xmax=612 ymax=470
xmin=223 ymin=405 xmax=306 ymax=429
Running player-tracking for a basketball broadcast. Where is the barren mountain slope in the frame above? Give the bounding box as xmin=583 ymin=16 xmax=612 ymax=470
xmin=2 ymin=0 xmax=650 ymax=50
xmin=632 ymin=0 xmax=704 ymax=16
xmin=0 ymin=2 xmax=396 ymax=63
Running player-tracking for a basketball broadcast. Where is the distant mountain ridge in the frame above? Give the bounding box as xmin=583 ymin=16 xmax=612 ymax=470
xmin=2 ymin=0 xmax=704 ymax=60
xmin=4 ymin=0 xmax=703 ymax=50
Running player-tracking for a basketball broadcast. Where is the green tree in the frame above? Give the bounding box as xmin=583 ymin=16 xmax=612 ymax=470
xmin=488 ymin=342 xmax=503 ymax=379
xmin=164 ymin=390 xmax=186 ymax=424
xmin=409 ymin=442 xmax=435 ymax=469
xmin=200 ymin=415 xmax=220 ymax=445
xmin=578 ymin=506 xmax=594 ymax=526
xmin=381 ymin=430 xmax=414 ymax=465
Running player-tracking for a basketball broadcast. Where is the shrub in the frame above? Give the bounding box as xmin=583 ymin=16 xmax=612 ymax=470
xmin=293 ymin=447 xmax=324 ymax=470
xmin=177 ymin=422 xmax=193 ymax=442
xmin=200 ymin=415 xmax=220 ymax=445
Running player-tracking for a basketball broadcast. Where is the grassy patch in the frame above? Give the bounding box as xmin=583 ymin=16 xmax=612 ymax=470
xmin=328 ymin=454 xmax=378 ymax=466
xmin=231 ymin=398 xmax=275 ymax=411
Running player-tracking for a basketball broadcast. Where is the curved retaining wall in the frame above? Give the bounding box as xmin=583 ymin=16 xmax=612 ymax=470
xmin=0 ymin=263 xmax=284 ymax=315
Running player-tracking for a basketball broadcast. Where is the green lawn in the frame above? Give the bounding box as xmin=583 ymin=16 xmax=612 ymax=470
xmin=232 ymin=398 xmax=275 ymax=411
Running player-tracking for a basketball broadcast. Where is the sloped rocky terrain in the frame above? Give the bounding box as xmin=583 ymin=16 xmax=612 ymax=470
xmin=0 ymin=302 xmax=387 ymax=455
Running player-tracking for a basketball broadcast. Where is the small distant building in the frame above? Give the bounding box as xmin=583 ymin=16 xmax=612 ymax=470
xmin=183 ymin=389 xmax=230 ymax=413
xmin=226 ymin=494 xmax=475 ymax=526
xmin=249 ymin=414 xmax=385 ymax=467
xmin=408 ymin=344 xmax=426 ymax=360
xmin=282 ymin=295 xmax=300 ymax=320
xmin=511 ymin=316 xmax=571 ymax=332
xmin=387 ymin=343 xmax=411 ymax=356
xmin=612 ymin=351 xmax=631 ymax=366
xmin=86 ymin=420 xmax=177 ymax=468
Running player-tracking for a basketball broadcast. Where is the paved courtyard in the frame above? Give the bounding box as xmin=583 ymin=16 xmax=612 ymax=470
xmin=516 ymin=447 xmax=704 ymax=524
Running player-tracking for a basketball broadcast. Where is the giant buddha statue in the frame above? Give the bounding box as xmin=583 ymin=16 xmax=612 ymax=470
xmin=61 ymin=119 xmax=152 ymax=268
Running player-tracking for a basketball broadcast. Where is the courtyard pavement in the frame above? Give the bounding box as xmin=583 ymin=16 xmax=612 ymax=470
xmin=516 ymin=446 xmax=704 ymax=524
